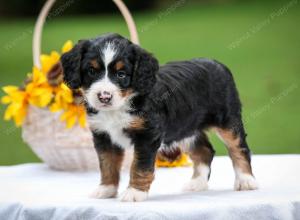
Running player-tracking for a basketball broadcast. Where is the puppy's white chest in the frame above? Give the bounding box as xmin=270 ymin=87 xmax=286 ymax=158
xmin=88 ymin=110 xmax=133 ymax=148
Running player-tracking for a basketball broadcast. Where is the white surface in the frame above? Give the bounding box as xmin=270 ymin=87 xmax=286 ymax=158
xmin=0 ymin=155 xmax=300 ymax=220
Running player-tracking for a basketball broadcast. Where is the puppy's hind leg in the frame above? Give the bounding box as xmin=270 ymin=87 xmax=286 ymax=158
xmin=215 ymin=120 xmax=258 ymax=191
xmin=183 ymin=132 xmax=215 ymax=192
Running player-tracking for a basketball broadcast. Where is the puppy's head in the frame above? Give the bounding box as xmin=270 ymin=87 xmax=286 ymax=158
xmin=61 ymin=33 xmax=159 ymax=111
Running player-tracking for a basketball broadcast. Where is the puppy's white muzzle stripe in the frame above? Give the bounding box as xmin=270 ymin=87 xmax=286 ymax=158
xmin=102 ymin=42 xmax=116 ymax=77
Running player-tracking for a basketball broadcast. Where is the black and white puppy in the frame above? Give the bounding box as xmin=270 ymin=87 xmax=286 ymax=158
xmin=61 ymin=33 xmax=258 ymax=202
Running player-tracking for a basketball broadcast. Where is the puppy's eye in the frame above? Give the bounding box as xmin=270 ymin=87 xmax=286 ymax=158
xmin=117 ymin=71 xmax=126 ymax=79
xmin=88 ymin=67 xmax=97 ymax=77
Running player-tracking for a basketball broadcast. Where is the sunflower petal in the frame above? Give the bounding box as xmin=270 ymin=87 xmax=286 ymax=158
xmin=50 ymin=103 xmax=63 ymax=112
xmin=61 ymin=40 xmax=73 ymax=53
xmin=66 ymin=115 xmax=77 ymax=128
xmin=1 ymin=96 xmax=11 ymax=104
xmin=32 ymin=67 xmax=47 ymax=84
xmin=14 ymin=107 xmax=27 ymax=127
xmin=78 ymin=111 xmax=87 ymax=128
xmin=2 ymin=86 xmax=19 ymax=95
xmin=62 ymin=91 xmax=73 ymax=103
xmin=4 ymin=104 xmax=14 ymax=120
xmin=39 ymin=92 xmax=53 ymax=107
xmin=60 ymin=110 xmax=73 ymax=121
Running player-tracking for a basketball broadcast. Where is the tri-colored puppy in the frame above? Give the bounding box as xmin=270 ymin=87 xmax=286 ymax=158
xmin=61 ymin=33 xmax=258 ymax=202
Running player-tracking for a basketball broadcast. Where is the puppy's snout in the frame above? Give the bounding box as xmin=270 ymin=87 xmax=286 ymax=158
xmin=97 ymin=91 xmax=113 ymax=104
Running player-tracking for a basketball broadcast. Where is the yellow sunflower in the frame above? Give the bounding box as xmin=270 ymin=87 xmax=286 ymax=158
xmin=1 ymin=40 xmax=87 ymax=129
xmin=2 ymin=67 xmax=54 ymax=126
xmin=25 ymin=67 xmax=53 ymax=108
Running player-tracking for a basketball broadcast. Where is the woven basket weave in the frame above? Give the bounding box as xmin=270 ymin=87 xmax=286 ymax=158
xmin=22 ymin=0 xmax=139 ymax=171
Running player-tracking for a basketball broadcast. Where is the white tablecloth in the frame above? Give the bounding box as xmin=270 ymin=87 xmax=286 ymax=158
xmin=0 ymin=155 xmax=299 ymax=220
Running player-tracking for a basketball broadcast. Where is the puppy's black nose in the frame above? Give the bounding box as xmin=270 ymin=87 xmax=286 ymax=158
xmin=97 ymin=91 xmax=113 ymax=104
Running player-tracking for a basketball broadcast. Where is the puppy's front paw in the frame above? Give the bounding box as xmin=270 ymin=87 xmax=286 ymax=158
xmin=89 ymin=184 xmax=118 ymax=199
xmin=120 ymin=187 xmax=148 ymax=202
xmin=234 ymin=174 xmax=259 ymax=191
xmin=182 ymin=177 xmax=208 ymax=192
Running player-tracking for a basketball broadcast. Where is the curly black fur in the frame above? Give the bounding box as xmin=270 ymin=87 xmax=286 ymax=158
xmin=61 ymin=40 xmax=90 ymax=89
xmin=130 ymin=44 xmax=159 ymax=95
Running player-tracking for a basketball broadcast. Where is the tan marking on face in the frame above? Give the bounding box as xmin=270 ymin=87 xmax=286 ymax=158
xmin=90 ymin=59 xmax=100 ymax=70
xmin=129 ymin=153 xmax=154 ymax=192
xmin=98 ymin=149 xmax=124 ymax=186
xmin=216 ymin=128 xmax=252 ymax=175
xmin=120 ymin=88 xmax=134 ymax=98
xmin=115 ymin=60 xmax=125 ymax=71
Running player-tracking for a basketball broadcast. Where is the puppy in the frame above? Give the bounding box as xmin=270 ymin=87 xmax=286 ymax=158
xmin=61 ymin=33 xmax=258 ymax=202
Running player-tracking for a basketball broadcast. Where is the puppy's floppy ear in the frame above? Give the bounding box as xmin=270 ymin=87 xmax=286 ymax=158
xmin=61 ymin=40 xmax=89 ymax=89
xmin=131 ymin=44 xmax=159 ymax=95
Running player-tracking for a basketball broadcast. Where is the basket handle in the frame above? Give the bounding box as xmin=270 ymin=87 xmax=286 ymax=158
xmin=32 ymin=0 xmax=140 ymax=68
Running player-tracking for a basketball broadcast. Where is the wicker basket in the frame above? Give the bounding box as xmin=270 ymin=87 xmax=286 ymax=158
xmin=22 ymin=0 xmax=139 ymax=171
